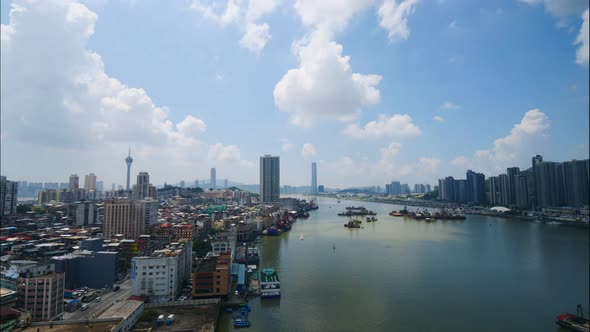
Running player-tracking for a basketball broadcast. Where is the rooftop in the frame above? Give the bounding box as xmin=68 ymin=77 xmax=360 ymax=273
xmin=99 ymin=299 xmax=143 ymax=319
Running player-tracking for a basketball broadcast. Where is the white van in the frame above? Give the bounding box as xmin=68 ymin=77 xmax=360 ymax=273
xmin=95 ymin=297 xmax=101 ymax=302
xmin=80 ymin=304 xmax=90 ymax=311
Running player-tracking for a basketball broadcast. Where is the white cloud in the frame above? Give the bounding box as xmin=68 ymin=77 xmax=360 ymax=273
xmin=274 ymin=31 xmax=382 ymax=127
xmin=441 ymin=101 xmax=461 ymax=110
xmin=433 ymin=115 xmax=444 ymax=122
xmin=448 ymin=20 xmax=457 ymax=29
xmin=1 ymin=0 xmax=206 ymax=150
xmin=191 ymin=0 xmax=278 ymax=54
xmin=280 ymin=138 xmax=293 ymax=152
xmin=208 ymin=143 xmax=241 ymax=162
xmin=451 ymin=156 xmax=469 ymax=167
xmin=377 ymin=0 xmax=419 ymax=42
xmin=294 ymin=0 xmax=373 ymax=34
xmin=246 ymin=0 xmax=279 ymax=21
xmin=191 ymin=0 xmax=242 ymax=26
xmin=239 ymin=23 xmax=271 ymax=55
xmin=301 ymin=143 xmax=317 ymax=158
xmin=343 ymin=114 xmax=421 ymax=139
xmin=574 ymin=9 xmax=589 ymax=66
xmin=452 ymin=109 xmax=550 ymax=174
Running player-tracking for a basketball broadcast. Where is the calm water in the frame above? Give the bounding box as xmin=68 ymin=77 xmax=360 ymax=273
xmin=218 ymin=197 xmax=589 ymax=332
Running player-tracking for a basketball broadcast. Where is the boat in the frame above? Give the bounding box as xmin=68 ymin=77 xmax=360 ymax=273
xmin=556 ymin=305 xmax=589 ymax=332
xmin=260 ymin=268 xmax=281 ymax=298
xmin=390 ymin=212 xmax=404 ymax=217
xmin=234 ymin=318 xmax=251 ymax=328
xmin=366 ymin=216 xmax=377 ymax=222
xmin=300 ymin=233 xmax=304 ymax=240
xmin=344 ymin=219 xmax=362 ymax=228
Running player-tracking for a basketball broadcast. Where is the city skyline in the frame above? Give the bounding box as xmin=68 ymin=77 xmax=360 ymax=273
xmin=1 ymin=0 xmax=588 ymax=188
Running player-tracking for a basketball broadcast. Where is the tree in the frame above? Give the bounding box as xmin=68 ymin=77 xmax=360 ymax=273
xmin=17 ymin=205 xmax=32 ymax=213
xmin=192 ymin=240 xmax=212 ymax=258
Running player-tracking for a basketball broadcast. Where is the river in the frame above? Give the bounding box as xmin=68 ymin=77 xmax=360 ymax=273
xmin=218 ymin=196 xmax=589 ymax=332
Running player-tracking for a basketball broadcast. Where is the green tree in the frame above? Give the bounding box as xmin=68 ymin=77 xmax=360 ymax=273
xmin=192 ymin=240 xmax=212 ymax=258
xmin=17 ymin=205 xmax=32 ymax=213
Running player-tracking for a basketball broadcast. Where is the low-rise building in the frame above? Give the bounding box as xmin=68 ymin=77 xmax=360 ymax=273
xmin=130 ymin=240 xmax=192 ymax=303
xmin=192 ymin=252 xmax=231 ymax=299
xmin=98 ymin=298 xmax=144 ymax=332
xmin=14 ymin=261 xmax=65 ymax=321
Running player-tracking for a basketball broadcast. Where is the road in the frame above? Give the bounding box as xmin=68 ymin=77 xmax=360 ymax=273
xmin=62 ymin=279 xmax=132 ymax=321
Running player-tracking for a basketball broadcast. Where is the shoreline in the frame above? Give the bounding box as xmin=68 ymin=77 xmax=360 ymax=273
xmin=305 ymin=194 xmax=589 ymax=229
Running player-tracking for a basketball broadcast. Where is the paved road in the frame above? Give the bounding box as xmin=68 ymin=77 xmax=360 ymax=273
xmin=62 ymin=279 xmax=132 ymax=321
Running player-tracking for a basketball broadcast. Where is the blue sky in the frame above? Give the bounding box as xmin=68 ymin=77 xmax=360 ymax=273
xmin=1 ymin=0 xmax=588 ymax=188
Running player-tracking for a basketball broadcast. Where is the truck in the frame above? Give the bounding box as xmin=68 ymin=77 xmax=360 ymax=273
xmin=64 ymin=289 xmax=74 ymax=299
xmin=166 ymin=314 xmax=175 ymax=326
xmin=156 ymin=315 xmax=164 ymax=327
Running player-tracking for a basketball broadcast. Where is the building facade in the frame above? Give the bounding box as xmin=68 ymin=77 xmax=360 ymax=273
xmin=13 ymin=262 xmax=65 ymax=322
xmin=130 ymin=241 xmax=192 ymax=303
xmin=260 ymin=155 xmax=280 ymax=202
xmin=1 ymin=176 xmax=19 ymax=217
xmin=84 ymin=173 xmax=97 ymax=192
xmin=311 ymin=162 xmax=317 ymax=195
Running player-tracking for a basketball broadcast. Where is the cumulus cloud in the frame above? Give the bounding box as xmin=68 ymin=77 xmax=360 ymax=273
xmin=433 ymin=115 xmax=444 ymax=122
xmin=343 ymin=114 xmax=421 ymax=139
xmin=301 ymin=143 xmax=317 ymax=158
xmin=451 ymin=109 xmax=550 ymax=174
xmin=274 ymin=31 xmax=382 ymax=127
xmin=0 ymin=0 xmax=206 ymax=149
xmin=294 ymin=0 xmax=373 ymax=34
xmin=377 ymin=0 xmax=419 ymax=42
xmin=574 ymin=9 xmax=589 ymax=66
xmin=239 ymin=23 xmax=271 ymax=55
xmin=208 ymin=143 xmax=241 ymax=162
xmin=191 ymin=0 xmax=277 ymax=54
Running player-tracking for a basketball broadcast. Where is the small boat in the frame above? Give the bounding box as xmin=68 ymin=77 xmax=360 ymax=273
xmin=234 ymin=318 xmax=251 ymax=328
xmin=556 ymin=305 xmax=589 ymax=332
xmin=300 ymin=234 xmax=304 ymax=240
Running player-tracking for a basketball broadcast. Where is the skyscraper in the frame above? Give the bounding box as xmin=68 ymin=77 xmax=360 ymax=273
xmin=0 ymin=176 xmax=18 ymax=217
xmin=210 ymin=168 xmax=216 ymax=189
xmin=136 ymin=172 xmax=150 ymax=200
xmin=125 ymin=147 xmax=133 ymax=191
xmin=69 ymin=174 xmax=79 ymax=191
xmin=311 ymin=162 xmax=317 ymax=194
xmin=260 ymin=155 xmax=280 ymax=202
xmin=84 ymin=173 xmax=97 ymax=192
xmin=506 ymin=167 xmax=520 ymax=205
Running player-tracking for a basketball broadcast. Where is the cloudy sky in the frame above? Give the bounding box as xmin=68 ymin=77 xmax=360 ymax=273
xmin=1 ymin=0 xmax=588 ymax=189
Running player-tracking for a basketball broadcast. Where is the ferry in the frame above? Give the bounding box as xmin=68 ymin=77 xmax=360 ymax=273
xmin=260 ymin=268 xmax=281 ymax=298
xmin=556 ymin=305 xmax=589 ymax=332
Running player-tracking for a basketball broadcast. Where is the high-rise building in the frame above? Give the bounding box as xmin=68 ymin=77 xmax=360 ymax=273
xmin=1 ymin=176 xmax=18 ymax=217
xmin=563 ymin=159 xmax=590 ymax=207
xmin=84 ymin=173 xmax=97 ymax=192
xmin=97 ymin=180 xmax=104 ymax=192
xmin=454 ymin=179 xmax=466 ymax=202
xmin=210 ymin=168 xmax=216 ymax=189
xmin=136 ymin=172 xmax=150 ymax=200
xmin=466 ymin=170 xmax=486 ymax=204
xmin=487 ymin=176 xmax=500 ymax=205
xmin=506 ymin=167 xmax=520 ymax=205
xmin=224 ymin=179 xmax=229 ymax=188
xmin=69 ymin=174 xmax=79 ymax=191
xmin=499 ymin=174 xmax=510 ymax=206
xmin=515 ymin=175 xmax=529 ymax=209
xmin=318 ymin=185 xmax=325 ymax=193
xmin=260 ymin=155 xmax=280 ymax=202
xmin=104 ymin=199 xmax=139 ymax=239
xmin=311 ymin=162 xmax=317 ymax=194
xmin=125 ymin=148 xmax=134 ymax=191
xmin=531 ymin=154 xmax=543 ymax=206
xmin=73 ymin=201 xmax=98 ymax=226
